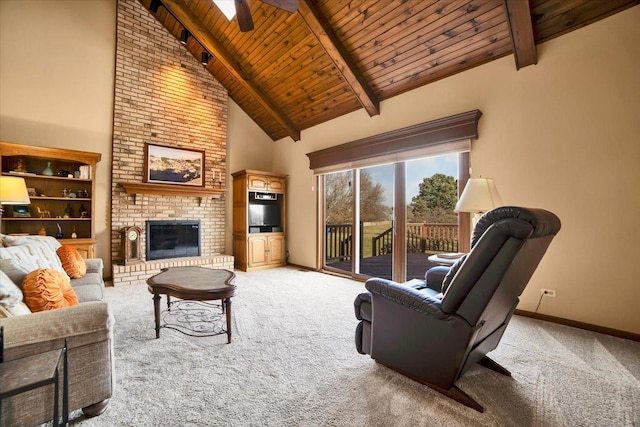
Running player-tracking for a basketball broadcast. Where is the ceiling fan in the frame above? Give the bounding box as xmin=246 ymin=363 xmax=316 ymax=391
xmin=234 ymin=0 xmax=299 ymax=32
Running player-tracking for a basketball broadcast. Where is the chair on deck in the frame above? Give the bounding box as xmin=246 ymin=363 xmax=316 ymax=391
xmin=353 ymin=206 xmax=561 ymax=412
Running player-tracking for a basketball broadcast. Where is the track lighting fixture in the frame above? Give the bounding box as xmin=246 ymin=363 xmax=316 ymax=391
xmin=150 ymin=0 xmax=161 ymax=13
xmin=201 ymin=52 xmax=210 ymax=66
xmin=180 ymin=29 xmax=189 ymax=45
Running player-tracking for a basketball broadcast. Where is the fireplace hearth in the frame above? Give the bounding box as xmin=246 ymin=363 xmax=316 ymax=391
xmin=146 ymin=220 xmax=201 ymax=260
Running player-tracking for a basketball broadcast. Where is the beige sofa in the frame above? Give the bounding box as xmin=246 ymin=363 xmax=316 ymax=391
xmin=0 ymin=235 xmax=114 ymax=426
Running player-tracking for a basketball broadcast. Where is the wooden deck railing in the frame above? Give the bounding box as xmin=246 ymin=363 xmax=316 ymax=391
xmin=326 ymin=222 xmax=458 ymax=261
xmin=325 ymin=223 xmax=362 ymax=262
xmin=371 ymin=227 xmax=393 ymax=256
xmin=408 ymin=222 xmax=459 ymax=253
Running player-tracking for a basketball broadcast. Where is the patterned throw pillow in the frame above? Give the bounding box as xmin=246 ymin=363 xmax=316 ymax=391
xmin=1 ymin=234 xmax=62 ymax=251
xmin=22 ymin=269 xmax=79 ymax=312
xmin=0 ymin=269 xmax=32 ymax=318
xmin=0 ymin=269 xmax=23 ymax=306
xmin=0 ymin=239 xmax=69 ymax=280
xmin=57 ymin=245 xmax=87 ymax=279
xmin=0 ymin=302 xmax=31 ymax=318
xmin=0 ymin=258 xmax=31 ymax=288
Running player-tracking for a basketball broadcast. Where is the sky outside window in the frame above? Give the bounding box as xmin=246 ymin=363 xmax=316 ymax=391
xmin=365 ymin=154 xmax=458 ymax=206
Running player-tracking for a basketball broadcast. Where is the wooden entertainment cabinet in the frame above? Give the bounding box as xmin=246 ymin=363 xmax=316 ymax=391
xmin=232 ymin=170 xmax=286 ymax=271
xmin=0 ymin=142 xmax=101 ymax=258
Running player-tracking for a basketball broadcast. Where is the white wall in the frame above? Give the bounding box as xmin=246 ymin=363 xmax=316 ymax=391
xmin=267 ymin=7 xmax=640 ymax=334
xmin=226 ymin=99 xmax=276 ymax=252
xmin=0 ymin=0 xmax=116 ymax=276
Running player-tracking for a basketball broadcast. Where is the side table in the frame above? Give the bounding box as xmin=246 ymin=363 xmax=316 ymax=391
xmin=0 ymin=327 xmax=68 ymax=426
xmin=427 ymin=252 xmax=466 ymax=266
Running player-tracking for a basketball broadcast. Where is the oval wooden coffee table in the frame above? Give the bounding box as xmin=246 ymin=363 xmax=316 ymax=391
xmin=146 ymin=267 xmax=236 ymax=343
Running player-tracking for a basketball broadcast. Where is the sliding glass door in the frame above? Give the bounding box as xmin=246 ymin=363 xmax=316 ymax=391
xmin=322 ymin=153 xmax=464 ymax=282
xmin=358 ymin=164 xmax=394 ymax=279
xmin=405 ymin=155 xmax=460 ymax=280
xmin=323 ymin=171 xmax=354 ymax=276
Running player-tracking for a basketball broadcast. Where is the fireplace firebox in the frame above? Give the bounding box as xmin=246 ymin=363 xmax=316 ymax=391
xmin=146 ymin=220 xmax=201 ymax=260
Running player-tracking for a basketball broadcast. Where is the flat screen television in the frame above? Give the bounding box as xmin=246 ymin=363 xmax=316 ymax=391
xmin=248 ymin=192 xmax=282 ymax=232
xmin=248 ymin=204 xmax=281 ymax=227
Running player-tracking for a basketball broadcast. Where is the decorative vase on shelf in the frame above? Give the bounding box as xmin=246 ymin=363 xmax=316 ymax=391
xmin=42 ymin=161 xmax=54 ymax=176
xmin=55 ymin=223 xmax=63 ymax=239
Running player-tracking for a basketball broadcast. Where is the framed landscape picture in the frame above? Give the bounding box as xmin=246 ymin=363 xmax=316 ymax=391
xmin=144 ymin=143 xmax=205 ymax=187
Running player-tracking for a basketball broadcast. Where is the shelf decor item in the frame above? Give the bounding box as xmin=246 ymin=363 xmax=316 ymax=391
xmin=11 ymin=205 xmax=31 ymax=218
xmin=42 ymin=162 xmax=54 ymax=176
xmin=144 ymin=143 xmax=204 ymax=187
xmin=56 ymin=223 xmax=63 ymax=239
xmin=9 ymin=157 xmax=26 ymax=173
xmin=120 ymin=225 xmax=143 ymax=265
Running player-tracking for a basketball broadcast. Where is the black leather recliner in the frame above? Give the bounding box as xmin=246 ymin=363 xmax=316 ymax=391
xmin=354 ymin=206 xmax=561 ymax=412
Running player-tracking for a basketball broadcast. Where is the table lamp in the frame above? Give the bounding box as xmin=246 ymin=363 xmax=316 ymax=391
xmin=0 ymin=176 xmax=31 ymax=232
xmin=454 ymin=177 xmax=503 ymax=227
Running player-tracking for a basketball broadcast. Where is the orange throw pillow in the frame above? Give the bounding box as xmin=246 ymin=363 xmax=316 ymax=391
xmin=56 ymin=245 xmax=87 ymax=279
xmin=22 ymin=269 xmax=79 ymax=312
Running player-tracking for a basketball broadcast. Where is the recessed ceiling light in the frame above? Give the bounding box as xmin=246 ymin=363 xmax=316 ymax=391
xmin=212 ymin=0 xmax=236 ymax=21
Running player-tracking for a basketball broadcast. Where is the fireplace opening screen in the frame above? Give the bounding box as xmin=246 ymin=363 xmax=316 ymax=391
xmin=146 ymin=220 xmax=201 ymax=260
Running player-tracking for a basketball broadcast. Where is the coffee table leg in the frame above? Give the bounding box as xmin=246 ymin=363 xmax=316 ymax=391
xmin=153 ymin=294 xmax=161 ymax=338
xmin=225 ymin=298 xmax=232 ymax=344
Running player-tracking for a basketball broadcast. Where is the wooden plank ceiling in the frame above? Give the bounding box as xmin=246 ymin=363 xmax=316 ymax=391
xmin=142 ymin=0 xmax=639 ymax=141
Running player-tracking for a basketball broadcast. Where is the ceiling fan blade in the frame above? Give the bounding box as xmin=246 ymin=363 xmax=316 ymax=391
xmin=262 ymin=0 xmax=298 ymax=13
xmin=235 ymin=0 xmax=254 ymax=32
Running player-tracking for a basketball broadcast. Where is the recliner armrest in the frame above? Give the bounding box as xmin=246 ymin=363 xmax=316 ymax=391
xmin=425 ymin=266 xmax=450 ymax=292
xmin=365 ymin=278 xmax=447 ymax=319
xmin=354 ymin=291 xmax=371 ymax=321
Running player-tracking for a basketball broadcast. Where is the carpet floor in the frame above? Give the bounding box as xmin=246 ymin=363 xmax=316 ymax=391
xmin=72 ymin=267 xmax=640 ymax=426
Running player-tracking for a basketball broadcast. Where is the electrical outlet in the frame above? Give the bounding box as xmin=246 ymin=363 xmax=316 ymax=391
xmin=541 ymin=289 xmax=556 ymax=298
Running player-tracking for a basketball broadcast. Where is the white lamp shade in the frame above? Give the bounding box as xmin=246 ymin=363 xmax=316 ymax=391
xmin=454 ymin=178 xmax=502 ymax=213
xmin=0 ymin=176 xmax=31 ymax=205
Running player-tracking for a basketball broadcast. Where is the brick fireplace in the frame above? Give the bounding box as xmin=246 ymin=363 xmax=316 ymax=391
xmin=111 ymin=0 xmax=232 ymax=286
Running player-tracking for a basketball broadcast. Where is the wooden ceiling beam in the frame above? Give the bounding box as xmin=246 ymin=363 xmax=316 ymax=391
xmin=298 ymin=0 xmax=380 ymax=117
xmin=160 ymin=0 xmax=301 ymax=141
xmin=503 ymin=0 xmax=538 ymax=70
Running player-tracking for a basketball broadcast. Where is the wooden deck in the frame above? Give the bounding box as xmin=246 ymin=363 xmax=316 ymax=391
xmin=327 ymin=252 xmax=443 ymax=281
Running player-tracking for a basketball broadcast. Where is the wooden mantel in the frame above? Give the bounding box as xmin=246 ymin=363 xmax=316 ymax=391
xmin=118 ymin=182 xmax=224 ymax=205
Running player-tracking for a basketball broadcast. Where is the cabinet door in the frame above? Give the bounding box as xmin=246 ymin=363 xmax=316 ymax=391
xmin=248 ymin=235 xmax=268 ymax=267
xmin=268 ymin=235 xmax=286 ymax=265
xmin=70 ymin=242 xmax=93 ymax=259
xmin=247 ymin=175 xmax=269 ymax=191
xmin=267 ymin=177 xmax=285 ymax=192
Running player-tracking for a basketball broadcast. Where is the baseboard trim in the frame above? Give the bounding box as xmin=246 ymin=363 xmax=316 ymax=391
xmin=515 ymin=309 xmax=640 ymax=342
xmin=285 ymin=262 xmax=318 ymax=272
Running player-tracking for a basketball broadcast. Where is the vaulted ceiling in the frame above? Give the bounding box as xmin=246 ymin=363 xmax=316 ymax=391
xmin=141 ymin=0 xmax=639 ymax=141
